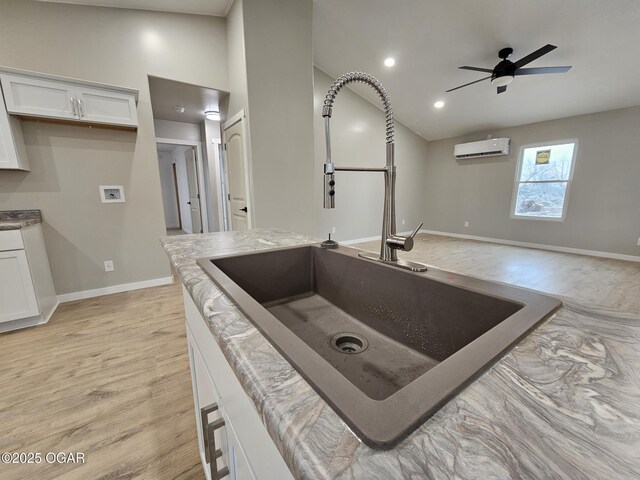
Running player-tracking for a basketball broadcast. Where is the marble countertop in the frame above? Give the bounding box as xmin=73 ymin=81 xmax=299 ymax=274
xmin=0 ymin=210 xmax=42 ymax=230
xmin=161 ymin=229 xmax=640 ymax=480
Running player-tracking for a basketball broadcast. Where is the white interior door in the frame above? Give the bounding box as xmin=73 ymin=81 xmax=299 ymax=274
xmin=185 ymin=147 xmax=203 ymax=234
xmin=223 ymin=120 xmax=249 ymax=231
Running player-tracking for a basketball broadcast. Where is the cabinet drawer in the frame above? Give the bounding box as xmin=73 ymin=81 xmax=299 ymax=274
xmin=0 ymin=230 xmax=25 ymax=251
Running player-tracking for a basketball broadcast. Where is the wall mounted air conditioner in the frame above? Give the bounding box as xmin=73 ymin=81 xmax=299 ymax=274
xmin=454 ymin=138 xmax=510 ymax=159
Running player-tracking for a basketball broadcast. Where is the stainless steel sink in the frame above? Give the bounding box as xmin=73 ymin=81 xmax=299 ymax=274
xmin=197 ymin=244 xmax=561 ymax=449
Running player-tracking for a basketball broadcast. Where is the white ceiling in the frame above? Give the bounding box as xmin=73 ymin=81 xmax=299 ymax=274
xmin=148 ymin=76 xmax=226 ymax=124
xmin=313 ymin=0 xmax=640 ymax=140
xmin=38 ymin=0 xmax=233 ymax=16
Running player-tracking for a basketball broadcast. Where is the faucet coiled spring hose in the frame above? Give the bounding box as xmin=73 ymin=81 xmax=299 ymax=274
xmin=323 ymin=72 xmax=394 ymax=144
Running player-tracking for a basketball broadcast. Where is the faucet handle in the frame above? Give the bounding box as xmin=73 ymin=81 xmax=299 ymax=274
xmin=409 ymin=222 xmax=423 ymax=239
xmin=386 ymin=222 xmax=423 ymax=252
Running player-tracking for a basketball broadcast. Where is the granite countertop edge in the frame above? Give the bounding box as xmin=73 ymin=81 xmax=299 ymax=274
xmin=0 ymin=210 xmax=42 ymax=230
xmin=161 ymin=228 xmax=640 ymax=480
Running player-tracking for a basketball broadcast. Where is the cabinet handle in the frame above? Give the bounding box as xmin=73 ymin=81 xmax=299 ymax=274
xmin=200 ymin=402 xmax=229 ymax=480
xmin=70 ymin=98 xmax=78 ymax=116
xmin=78 ymin=99 xmax=85 ymax=117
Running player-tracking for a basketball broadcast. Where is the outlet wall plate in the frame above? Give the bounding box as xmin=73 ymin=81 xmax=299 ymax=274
xmin=99 ymin=185 xmax=125 ymax=203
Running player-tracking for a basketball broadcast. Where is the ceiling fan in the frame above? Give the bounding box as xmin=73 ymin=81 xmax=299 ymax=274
xmin=446 ymin=44 xmax=571 ymax=94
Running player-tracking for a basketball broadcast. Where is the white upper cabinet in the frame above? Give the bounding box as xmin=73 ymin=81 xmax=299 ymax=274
xmin=1 ymin=74 xmax=77 ymax=120
xmin=0 ymin=68 xmax=138 ymax=129
xmin=75 ymin=85 xmax=138 ymax=127
xmin=0 ymin=86 xmax=29 ymax=170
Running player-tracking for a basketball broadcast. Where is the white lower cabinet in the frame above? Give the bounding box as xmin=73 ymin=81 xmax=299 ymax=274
xmin=183 ymin=286 xmax=295 ymax=480
xmin=0 ymin=225 xmax=57 ymax=332
xmin=0 ymin=249 xmax=40 ymax=322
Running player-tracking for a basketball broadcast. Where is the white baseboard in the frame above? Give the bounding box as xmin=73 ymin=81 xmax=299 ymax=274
xmin=57 ymin=276 xmax=174 ymax=303
xmin=419 ymin=229 xmax=640 ymax=263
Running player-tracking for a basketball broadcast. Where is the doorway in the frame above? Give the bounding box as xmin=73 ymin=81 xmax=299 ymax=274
xmin=222 ymin=112 xmax=252 ymax=231
xmin=156 ymin=142 xmax=206 ymax=234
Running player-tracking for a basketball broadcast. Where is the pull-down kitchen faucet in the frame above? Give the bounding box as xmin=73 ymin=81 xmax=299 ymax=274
xmin=322 ymin=72 xmax=427 ymax=272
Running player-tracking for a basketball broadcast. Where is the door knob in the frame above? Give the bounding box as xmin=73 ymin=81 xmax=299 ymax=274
xmin=239 ymin=207 xmax=248 ymax=212
xmin=187 ymin=201 xmax=191 ymax=205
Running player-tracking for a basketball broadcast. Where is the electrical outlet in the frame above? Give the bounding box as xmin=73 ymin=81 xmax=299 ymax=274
xmin=401 ymin=219 xmax=406 ymax=226
xmin=464 ymin=221 xmax=469 ymax=228
xmin=104 ymin=260 xmax=114 ymax=272
xmin=331 ymin=226 xmax=336 ymax=234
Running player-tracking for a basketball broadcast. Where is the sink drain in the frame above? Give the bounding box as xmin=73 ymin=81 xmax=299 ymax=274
xmin=330 ymin=333 xmax=368 ymax=354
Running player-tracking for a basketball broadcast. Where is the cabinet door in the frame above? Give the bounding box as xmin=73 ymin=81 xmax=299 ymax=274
xmin=75 ymin=86 xmax=138 ymax=127
xmin=0 ymin=94 xmax=29 ymax=170
xmin=0 ymin=74 xmax=78 ymax=120
xmin=225 ymin=424 xmax=257 ymax=480
xmin=0 ymin=250 xmax=39 ymax=323
xmin=188 ymin=335 xmax=233 ymax=480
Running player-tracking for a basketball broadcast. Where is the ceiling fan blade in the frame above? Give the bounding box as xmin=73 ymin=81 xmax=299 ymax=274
xmin=459 ymin=66 xmax=494 ymax=73
xmin=514 ymin=44 xmax=557 ymax=68
xmin=446 ymin=75 xmax=491 ymax=92
xmin=497 ymin=85 xmax=507 ymax=94
xmin=515 ymin=66 xmax=572 ymax=75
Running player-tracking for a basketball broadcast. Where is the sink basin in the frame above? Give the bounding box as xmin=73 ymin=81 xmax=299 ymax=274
xmin=197 ymin=244 xmax=561 ymax=449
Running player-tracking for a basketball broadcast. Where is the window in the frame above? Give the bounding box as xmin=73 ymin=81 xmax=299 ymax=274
xmin=511 ymin=140 xmax=578 ymax=220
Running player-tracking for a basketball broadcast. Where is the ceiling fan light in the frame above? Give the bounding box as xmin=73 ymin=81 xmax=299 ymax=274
xmin=491 ymin=75 xmax=514 ymax=87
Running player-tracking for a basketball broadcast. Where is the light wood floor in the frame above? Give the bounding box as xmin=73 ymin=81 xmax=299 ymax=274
xmin=0 ymin=281 xmax=203 ymax=480
xmin=1 ymin=234 xmax=638 ymax=480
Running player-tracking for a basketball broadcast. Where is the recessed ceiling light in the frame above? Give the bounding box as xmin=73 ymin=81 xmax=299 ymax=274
xmin=384 ymin=57 xmax=395 ymax=67
xmin=205 ymin=111 xmax=221 ymax=121
xmin=434 ymin=100 xmax=445 ymax=109
xmin=173 ymin=105 xmax=185 ymax=113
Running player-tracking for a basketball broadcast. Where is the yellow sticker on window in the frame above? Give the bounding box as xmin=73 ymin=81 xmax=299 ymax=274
xmin=536 ymin=149 xmax=551 ymax=164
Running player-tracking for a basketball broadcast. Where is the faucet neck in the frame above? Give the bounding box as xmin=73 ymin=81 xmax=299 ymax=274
xmin=322 ymin=72 xmax=395 ymax=148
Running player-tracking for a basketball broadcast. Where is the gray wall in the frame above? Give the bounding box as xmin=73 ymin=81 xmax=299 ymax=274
xmin=154 ymin=119 xmax=203 ymax=142
xmin=423 ymin=106 xmax=640 ymax=256
xmin=225 ymin=0 xmax=249 ymax=119
xmin=313 ymin=68 xmax=430 ymax=241
xmin=0 ymin=0 xmax=228 ymax=294
xmin=225 ymin=0 xmax=315 ymax=234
